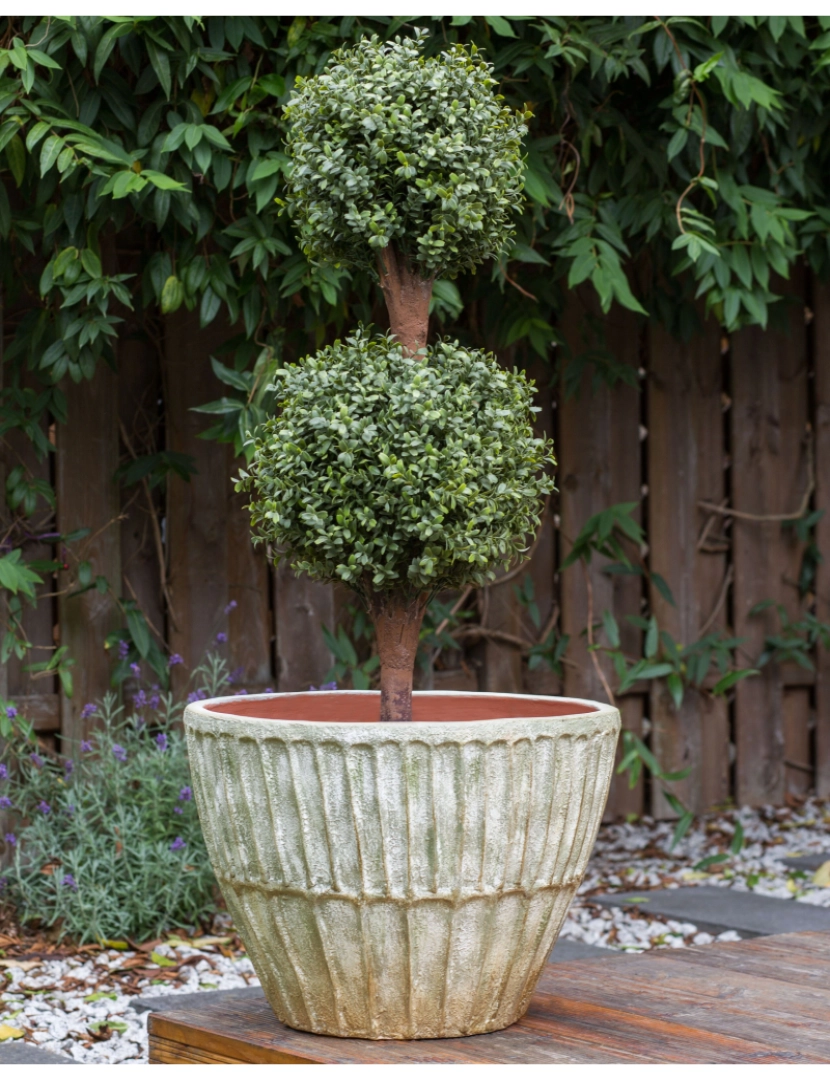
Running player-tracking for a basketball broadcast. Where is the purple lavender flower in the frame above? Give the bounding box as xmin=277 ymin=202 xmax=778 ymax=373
xmin=173 ymin=806 xmax=183 ymax=815
xmin=0 ymin=796 xmax=11 ymax=810
xmin=265 ymin=687 xmax=273 ymax=694
xmin=224 ymin=600 xmax=237 ymax=614
xmin=168 ymin=653 xmax=183 ymax=667
xmin=30 ymin=752 xmax=44 ymax=769
xmin=130 ymin=662 xmax=141 ymax=677
xmin=61 ymin=874 xmax=78 ymax=892
xmin=6 ymin=706 xmax=17 ymax=719
xmin=37 ymin=801 xmax=51 ymax=815
xmin=155 ymin=733 xmax=168 ymax=751
xmin=133 ymin=690 xmax=147 ymax=709
xmin=66 ymin=804 xmax=75 ymax=816
xmin=80 ymin=740 xmax=93 ymax=753
xmin=149 ymin=694 xmax=160 ymax=710
xmin=179 ymin=786 xmax=192 ymax=802
xmin=0 ymin=877 xmax=7 ymax=892
xmin=169 ymin=836 xmax=186 ymax=852
xmin=0 ymin=763 xmax=7 ymax=780
xmin=118 ymin=639 xmax=130 ymax=660
xmin=309 ymin=682 xmax=338 ymax=692
xmin=227 ymin=666 xmax=243 ymax=686
xmin=64 ymin=759 xmax=74 ymax=776
xmin=112 ymin=744 xmax=127 ymax=763
xmin=80 ymin=703 xmax=97 ymax=720
xmin=234 ymin=688 xmax=248 ymax=696
xmin=215 ymin=632 xmax=228 ymax=643
xmin=4 ymin=833 xmax=16 ymax=846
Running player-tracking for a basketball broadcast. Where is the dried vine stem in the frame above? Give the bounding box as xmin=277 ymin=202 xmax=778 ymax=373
xmin=698 ymin=430 xmax=814 ymax=524
xmin=698 ymin=564 xmax=734 ymax=638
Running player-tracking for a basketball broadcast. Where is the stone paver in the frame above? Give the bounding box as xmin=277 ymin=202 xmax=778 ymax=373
xmin=591 ymin=885 xmax=830 ymax=938
xmin=782 ymin=853 xmax=830 ymax=872
xmin=0 ymin=1041 xmax=77 ymax=1064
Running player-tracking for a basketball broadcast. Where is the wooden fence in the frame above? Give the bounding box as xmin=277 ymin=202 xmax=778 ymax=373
xmin=2 ymin=269 xmax=828 ymax=819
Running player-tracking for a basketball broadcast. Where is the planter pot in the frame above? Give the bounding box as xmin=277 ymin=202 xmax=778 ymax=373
xmin=184 ymin=690 xmax=619 ymax=1040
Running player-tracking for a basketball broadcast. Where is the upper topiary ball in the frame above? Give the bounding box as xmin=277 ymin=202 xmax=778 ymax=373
xmin=238 ymin=331 xmax=555 ymax=595
xmin=282 ymin=31 xmax=529 ymax=280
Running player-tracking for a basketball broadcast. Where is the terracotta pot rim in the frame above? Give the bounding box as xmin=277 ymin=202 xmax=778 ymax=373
xmin=187 ymin=689 xmax=614 ymax=728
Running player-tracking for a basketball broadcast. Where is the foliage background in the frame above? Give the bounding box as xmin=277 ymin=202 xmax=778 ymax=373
xmin=0 ymin=15 xmax=829 ymax=819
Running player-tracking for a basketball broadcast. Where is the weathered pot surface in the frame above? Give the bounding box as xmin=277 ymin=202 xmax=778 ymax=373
xmin=185 ymin=691 xmax=620 ymax=1040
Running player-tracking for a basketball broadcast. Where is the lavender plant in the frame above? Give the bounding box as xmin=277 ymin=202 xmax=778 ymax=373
xmin=0 ymin=654 xmax=237 ymax=943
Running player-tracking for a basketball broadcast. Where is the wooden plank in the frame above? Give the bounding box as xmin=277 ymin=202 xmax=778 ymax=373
xmin=165 ymin=312 xmax=272 ymax=692
xmin=558 ymin=293 xmax=644 ymax=818
xmin=647 ymin=319 xmax=729 ymax=815
xmin=226 ymin=445 xmax=272 ymax=688
xmin=118 ymin=331 xmax=164 ymax=648
xmin=524 ymin=357 xmax=561 ymax=698
xmin=815 ymin=278 xmax=830 ymax=798
xmin=731 ymin=276 xmax=809 ymax=806
xmin=783 ymin=687 xmax=811 ymax=797
xmin=11 ymin=693 xmax=60 ymax=732
xmin=274 ymin=565 xmax=334 ymax=692
xmin=165 ymin=310 xmax=231 ymax=688
xmin=148 ymin=930 xmax=830 ymax=1064
xmin=56 ymin=363 xmax=121 ymax=747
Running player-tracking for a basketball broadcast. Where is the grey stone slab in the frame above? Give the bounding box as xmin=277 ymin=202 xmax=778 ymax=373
xmin=591 ymin=885 xmax=830 ymax=938
xmin=0 ymin=1042 xmax=77 ymax=1064
xmin=549 ymin=938 xmax=619 ymax=962
xmin=130 ymin=985 xmax=264 ymax=1015
xmin=781 ymin=852 xmax=830 ymax=872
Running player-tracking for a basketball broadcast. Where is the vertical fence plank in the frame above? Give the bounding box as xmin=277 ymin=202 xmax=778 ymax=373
xmin=275 ymin=566 xmax=334 ymax=691
xmin=732 ymin=279 xmax=809 ymax=807
xmin=165 ymin=312 xmax=271 ymax=693
xmin=816 ymin=279 xmax=830 ymax=799
xmin=118 ymin=332 xmax=164 ymax=647
xmin=647 ymin=320 xmax=729 ymax=815
xmin=558 ymin=294 xmax=644 ymax=818
xmin=783 ymin=688 xmax=811 ymax=798
xmin=165 ymin=311 xmax=230 ymax=690
xmin=524 ymin=359 xmax=561 ymax=697
xmin=56 ymin=363 xmax=121 ymax=747
xmin=226 ymin=445 xmax=272 ymax=688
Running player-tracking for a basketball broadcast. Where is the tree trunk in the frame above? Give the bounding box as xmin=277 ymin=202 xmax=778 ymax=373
xmin=366 ymin=591 xmax=429 ymax=722
xmin=377 ymin=245 xmax=433 ymax=356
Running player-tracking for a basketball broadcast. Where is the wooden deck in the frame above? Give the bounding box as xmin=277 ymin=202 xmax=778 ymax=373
xmin=148 ymin=929 xmax=830 ymax=1063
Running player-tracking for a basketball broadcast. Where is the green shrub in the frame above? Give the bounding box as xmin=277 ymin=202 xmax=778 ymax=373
xmin=0 ymin=658 xmax=234 ymax=943
xmin=283 ymin=31 xmax=529 ymax=279
xmin=239 ymin=330 xmax=555 ymax=595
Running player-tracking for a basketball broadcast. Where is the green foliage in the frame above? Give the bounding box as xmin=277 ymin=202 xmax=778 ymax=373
xmin=0 ymin=660 xmax=230 ymax=943
xmin=283 ymin=31 xmax=528 ymax=279
xmin=238 ymin=330 xmax=555 ymax=595
xmin=750 ymin=600 xmax=830 ymax=670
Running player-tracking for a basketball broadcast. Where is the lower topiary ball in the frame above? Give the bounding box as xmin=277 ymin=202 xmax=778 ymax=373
xmin=238 ymin=329 xmax=555 ymax=597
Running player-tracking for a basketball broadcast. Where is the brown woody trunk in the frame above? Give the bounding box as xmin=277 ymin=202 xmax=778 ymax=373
xmin=377 ymin=245 xmax=433 ymax=356
xmin=366 ymin=591 xmax=429 ymax=722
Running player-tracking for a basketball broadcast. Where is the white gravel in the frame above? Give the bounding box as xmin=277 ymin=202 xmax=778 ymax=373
xmin=1 ymin=798 xmax=827 ymax=1063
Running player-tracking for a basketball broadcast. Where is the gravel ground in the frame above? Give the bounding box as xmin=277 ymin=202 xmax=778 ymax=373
xmin=1 ymin=797 xmax=828 ymax=1063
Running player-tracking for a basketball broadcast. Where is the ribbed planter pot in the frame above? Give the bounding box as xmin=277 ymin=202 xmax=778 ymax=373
xmin=184 ymin=691 xmax=620 ymax=1040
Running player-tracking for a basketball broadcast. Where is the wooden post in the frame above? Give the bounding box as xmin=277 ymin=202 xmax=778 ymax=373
xmin=558 ymin=293 xmax=644 ymax=819
xmin=56 ymin=363 xmax=121 ymax=747
xmin=647 ymin=320 xmax=729 ymax=815
xmin=731 ymin=276 xmax=809 ymax=807
xmin=814 ymin=278 xmax=830 ymax=799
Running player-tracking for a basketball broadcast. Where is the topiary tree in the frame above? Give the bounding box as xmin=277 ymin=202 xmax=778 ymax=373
xmin=239 ymin=32 xmax=555 ymax=721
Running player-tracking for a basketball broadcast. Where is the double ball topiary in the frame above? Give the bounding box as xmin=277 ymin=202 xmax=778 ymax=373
xmin=241 ymin=32 xmax=554 ymax=721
